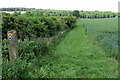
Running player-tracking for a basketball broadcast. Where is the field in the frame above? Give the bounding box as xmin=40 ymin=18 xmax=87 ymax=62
xmin=1 ymin=11 xmax=26 ymax=14
xmin=81 ymin=18 xmax=118 ymax=32
xmin=81 ymin=18 xmax=118 ymax=58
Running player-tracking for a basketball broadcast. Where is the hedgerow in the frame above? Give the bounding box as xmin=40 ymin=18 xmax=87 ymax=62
xmin=2 ymin=11 xmax=77 ymax=78
xmin=2 ymin=13 xmax=77 ymax=40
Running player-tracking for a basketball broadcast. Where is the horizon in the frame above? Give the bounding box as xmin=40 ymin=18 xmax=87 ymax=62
xmin=0 ymin=0 xmax=119 ymax=12
xmin=0 ymin=7 xmax=117 ymax=13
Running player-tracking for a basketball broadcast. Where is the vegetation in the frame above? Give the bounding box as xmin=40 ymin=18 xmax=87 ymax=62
xmin=2 ymin=12 xmax=77 ymax=40
xmin=0 ymin=8 xmax=35 ymax=11
xmin=2 ymin=19 xmax=118 ymax=78
xmin=1 ymin=8 xmax=117 ymax=18
xmin=81 ymin=18 xmax=118 ymax=59
xmin=79 ymin=11 xmax=117 ymax=18
xmin=2 ymin=10 xmax=78 ymax=78
xmin=0 ymin=14 xmax=2 ymax=79
xmin=23 ymin=9 xmax=117 ymax=18
xmin=1 ymin=9 xmax=118 ymax=78
xmin=73 ymin=10 xmax=80 ymax=18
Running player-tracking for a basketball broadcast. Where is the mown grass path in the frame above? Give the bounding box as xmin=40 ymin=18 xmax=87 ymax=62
xmin=36 ymin=20 xmax=117 ymax=78
xmin=46 ymin=19 xmax=118 ymax=78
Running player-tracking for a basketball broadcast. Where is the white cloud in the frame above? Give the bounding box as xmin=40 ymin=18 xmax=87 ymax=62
xmin=0 ymin=0 xmax=119 ymax=12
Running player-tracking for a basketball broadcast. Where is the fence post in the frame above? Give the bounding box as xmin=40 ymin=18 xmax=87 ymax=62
xmin=7 ymin=30 xmax=18 ymax=63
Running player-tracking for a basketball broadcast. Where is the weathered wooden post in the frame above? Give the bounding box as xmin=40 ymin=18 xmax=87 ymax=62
xmin=7 ymin=30 xmax=18 ymax=63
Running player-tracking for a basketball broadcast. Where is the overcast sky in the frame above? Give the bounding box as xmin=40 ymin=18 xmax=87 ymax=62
xmin=0 ymin=0 xmax=119 ymax=12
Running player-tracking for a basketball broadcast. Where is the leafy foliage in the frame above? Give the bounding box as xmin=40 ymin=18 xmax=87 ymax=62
xmin=22 ymin=9 xmax=117 ymax=18
xmin=73 ymin=10 xmax=80 ymax=18
xmin=0 ymin=7 xmax=35 ymax=11
xmin=2 ymin=13 xmax=77 ymax=40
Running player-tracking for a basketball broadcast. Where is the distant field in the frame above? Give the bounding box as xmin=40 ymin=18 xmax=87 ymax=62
xmin=1 ymin=11 xmax=26 ymax=14
xmin=81 ymin=18 xmax=118 ymax=58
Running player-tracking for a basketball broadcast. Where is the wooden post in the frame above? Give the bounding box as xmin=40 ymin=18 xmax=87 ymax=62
xmin=7 ymin=30 xmax=18 ymax=63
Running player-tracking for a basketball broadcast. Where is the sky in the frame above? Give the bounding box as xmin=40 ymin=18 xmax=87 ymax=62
xmin=0 ymin=0 xmax=119 ymax=12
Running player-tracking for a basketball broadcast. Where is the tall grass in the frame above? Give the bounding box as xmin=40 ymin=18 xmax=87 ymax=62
xmin=2 ymin=28 xmax=69 ymax=78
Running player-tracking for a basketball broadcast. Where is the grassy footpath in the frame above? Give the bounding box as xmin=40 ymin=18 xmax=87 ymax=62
xmin=45 ymin=19 xmax=118 ymax=78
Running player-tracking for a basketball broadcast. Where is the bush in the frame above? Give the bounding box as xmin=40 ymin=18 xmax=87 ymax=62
xmin=2 ymin=38 xmax=51 ymax=60
xmin=2 ymin=39 xmax=9 ymax=58
xmin=19 ymin=38 xmax=51 ymax=57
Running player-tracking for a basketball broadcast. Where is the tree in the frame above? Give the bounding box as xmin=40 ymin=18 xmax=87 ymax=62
xmin=73 ymin=10 xmax=80 ymax=18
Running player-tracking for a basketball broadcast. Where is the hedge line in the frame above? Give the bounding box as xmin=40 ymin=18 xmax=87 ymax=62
xmin=2 ymin=14 xmax=77 ymax=40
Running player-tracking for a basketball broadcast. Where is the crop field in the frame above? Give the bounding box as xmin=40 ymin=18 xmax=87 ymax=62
xmin=81 ymin=18 xmax=118 ymax=32
xmin=81 ymin=18 xmax=118 ymax=58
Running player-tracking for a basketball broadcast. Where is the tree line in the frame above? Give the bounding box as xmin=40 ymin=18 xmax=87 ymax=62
xmin=1 ymin=8 xmax=117 ymax=18
xmin=79 ymin=10 xmax=117 ymax=18
xmin=23 ymin=9 xmax=117 ymax=18
xmin=0 ymin=8 xmax=35 ymax=11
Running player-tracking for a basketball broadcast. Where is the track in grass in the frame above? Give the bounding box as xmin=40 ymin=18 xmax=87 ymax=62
xmin=41 ymin=19 xmax=118 ymax=78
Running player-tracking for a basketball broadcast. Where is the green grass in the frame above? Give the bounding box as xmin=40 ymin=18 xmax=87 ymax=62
xmin=81 ymin=18 xmax=118 ymax=32
xmin=45 ymin=19 xmax=118 ymax=78
xmin=81 ymin=18 xmax=118 ymax=58
xmin=20 ymin=19 xmax=117 ymax=78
